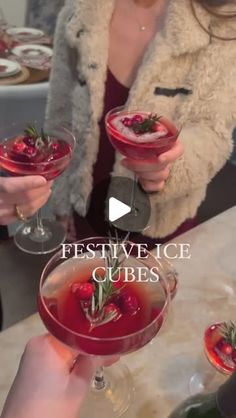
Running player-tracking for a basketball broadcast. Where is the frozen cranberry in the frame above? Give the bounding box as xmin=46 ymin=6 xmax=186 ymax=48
xmin=152 ymin=122 xmax=165 ymax=133
xmin=13 ymin=142 xmax=26 ymax=153
xmin=222 ymin=342 xmax=233 ymax=356
xmin=113 ymin=280 xmax=124 ymax=290
xmin=132 ymin=114 xmax=144 ymax=123
xmin=23 ymin=136 xmax=35 ymax=147
xmin=120 ymin=293 xmax=139 ymax=315
xmin=104 ymin=303 xmax=121 ymax=321
xmin=71 ymin=282 xmax=94 ymax=300
xmin=216 ymin=339 xmax=233 ymax=356
xmin=52 ymin=142 xmax=60 ymax=152
xmin=24 ymin=146 xmax=37 ymax=157
xmin=122 ymin=117 xmax=133 ymax=127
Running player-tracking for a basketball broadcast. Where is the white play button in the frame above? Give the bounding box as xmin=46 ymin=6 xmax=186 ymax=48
xmin=109 ymin=197 xmax=131 ymax=222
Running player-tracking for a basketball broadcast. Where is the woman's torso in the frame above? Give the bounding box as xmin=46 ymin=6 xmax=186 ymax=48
xmin=48 ymin=0 xmax=235 ymax=237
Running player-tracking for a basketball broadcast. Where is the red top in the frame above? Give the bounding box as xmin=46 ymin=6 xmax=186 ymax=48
xmin=74 ymin=69 xmax=196 ymax=247
xmin=92 ymin=69 xmax=129 ymax=184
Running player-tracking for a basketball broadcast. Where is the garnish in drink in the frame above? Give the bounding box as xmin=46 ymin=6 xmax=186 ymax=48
xmin=106 ymin=109 xmax=179 ymax=159
xmin=205 ymin=321 xmax=236 ymax=374
xmin=0 ymin=124 xmax=72 ymax=179
xmin=39 ymin=238 xmax=167 ymax=355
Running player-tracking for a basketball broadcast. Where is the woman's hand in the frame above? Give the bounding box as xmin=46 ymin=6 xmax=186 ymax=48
xmin=0 ymin=176 xmax=52 ymax=224
xmin=121 ymin=140 xmax=184 ymax=192
xmin=1 ymin=334 xmax=118 ymax=418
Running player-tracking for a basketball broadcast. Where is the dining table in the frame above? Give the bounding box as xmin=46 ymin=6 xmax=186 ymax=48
xmin=0 ymin=26 xmax=51 ymax=126
xmin=0 ymin=206 xmax=236 ymax=417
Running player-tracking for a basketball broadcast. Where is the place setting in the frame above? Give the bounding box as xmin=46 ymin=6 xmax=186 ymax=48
xmin=10 ymin=43 xmax=53 ymax=71
xmin=0 ymin=23 xmax=52 ymax=84
xmin=0 ymin=57 xmax=29 ymax=85
xmin=5 ymin=27 xmax=50 ymax=44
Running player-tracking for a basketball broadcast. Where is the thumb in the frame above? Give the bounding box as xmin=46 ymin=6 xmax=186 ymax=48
xmin=0 ymin=176 xmax=47 ymax=194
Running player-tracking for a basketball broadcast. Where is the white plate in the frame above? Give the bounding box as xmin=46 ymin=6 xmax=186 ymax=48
xmin=6 ymin=27 xmax=44 ymax=40
xmin=0 ymin=59 xmax=21 ymax=78
xmin=12 ymin=44 xmax=53 ymax=58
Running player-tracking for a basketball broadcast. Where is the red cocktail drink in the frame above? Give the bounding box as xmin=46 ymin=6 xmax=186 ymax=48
xmin=38 ymin=237 xmax=170 ymax=417
xmin=39 ymin=238 xmax=168 ymax=356
xmin=205 ymin=322 xmax=236 ymax=374
xmin=0 ymin=123 xmax=75 ymax=254
xmin=106 ymin=109 xmax=179 ymax=160
xmin=39 ymin=263 xmax=164 ymax=356
xmin=0 ymin=127 xmax=72 ymax=180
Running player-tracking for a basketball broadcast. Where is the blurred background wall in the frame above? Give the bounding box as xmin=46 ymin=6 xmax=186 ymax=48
xmin=0 ymin=0 xmax=65 ymax=35
xmin=1 ymin=0 xmax=27 ymax=26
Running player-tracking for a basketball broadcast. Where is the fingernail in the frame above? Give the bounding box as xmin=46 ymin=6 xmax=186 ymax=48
xmin=33 ymin=176 xmax=47 ymax=186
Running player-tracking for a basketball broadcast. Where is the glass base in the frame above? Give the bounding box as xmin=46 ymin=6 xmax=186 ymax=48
xmin=79 ymin=363 xmax=134 ymax=418
xmin=14 ymin=218 xmax=66 ymax=255
xmin=189 ymin=370 xmax=226 ymax=395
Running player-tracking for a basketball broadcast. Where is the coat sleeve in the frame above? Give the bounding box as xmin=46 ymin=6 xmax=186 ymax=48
xmin=45 ymin=3 xmax=76 ymax=216
xmin=149 ymin=47 xmax=236 ymax=205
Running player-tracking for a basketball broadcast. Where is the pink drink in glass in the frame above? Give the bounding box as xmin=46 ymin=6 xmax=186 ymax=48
xmin=38 ymin=238 xmax=169 ymax=356
xmin=0 ymin=133 xmax=72 ymax=180
xmin=106 ymin=109 xmax=179 ymax=160
xmin=204 ymin=322 xmax=236 ymax=374
xmin=0 ymin=123 xmax=75 ymax=255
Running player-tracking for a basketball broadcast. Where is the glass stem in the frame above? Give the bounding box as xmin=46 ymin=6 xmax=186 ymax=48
xmin=36 ymin=209 xmax=45 ymax=236
xmin=130 ymin=174 xmax=138 ymax=216
xmin=93 ymin=367 xmax=106 ymax=390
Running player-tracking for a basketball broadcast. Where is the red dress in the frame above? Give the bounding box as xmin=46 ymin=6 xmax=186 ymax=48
xmin=74 ymin=69 xmax=197 ymax=247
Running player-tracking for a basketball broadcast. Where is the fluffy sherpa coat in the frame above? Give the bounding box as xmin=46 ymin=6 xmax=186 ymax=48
xmin=45 ymin=0 xmax=236 ymax=238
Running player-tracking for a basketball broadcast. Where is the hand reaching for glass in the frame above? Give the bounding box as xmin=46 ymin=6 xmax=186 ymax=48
xmin=1 ymin=334 xmax=118 ymax=418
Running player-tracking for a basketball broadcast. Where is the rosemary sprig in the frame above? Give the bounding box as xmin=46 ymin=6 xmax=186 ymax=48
xmin=220 ymin=321 xmax=236 ymax=348
xmin=81 ymin=232 xmax=130 ymax=330
xmin=24 ymin=124 xmax=52 ymax=149
xmin=132 ymin=114 xmax=161 ymax=134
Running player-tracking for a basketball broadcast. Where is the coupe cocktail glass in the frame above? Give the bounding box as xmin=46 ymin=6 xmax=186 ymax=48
xmin=189 ymin=321 xmax=236 ymax=394
xmin=38 ymin=237 xmax=170 ymax=418
xmin=205 ymin=322 xmax=236 ymax=374
xmin=0 ymin=122 xmax=75 ymax=254
xmin=105 ymin=106 xmax=180 ymax=214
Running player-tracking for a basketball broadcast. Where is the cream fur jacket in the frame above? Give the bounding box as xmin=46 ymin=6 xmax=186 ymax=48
xmin=45 ymin=0 xmax=236 ymax=238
